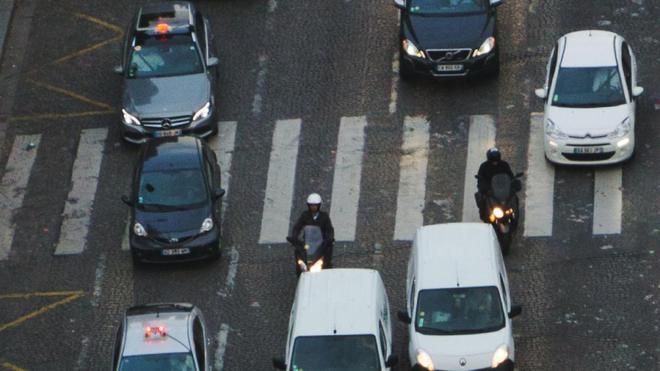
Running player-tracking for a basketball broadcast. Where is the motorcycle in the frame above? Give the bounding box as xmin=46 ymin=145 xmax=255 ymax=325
xmin=476 ymin=172 xmax=523 ymax=255
xmin=286 ymin=225 xmax=325 ymax=277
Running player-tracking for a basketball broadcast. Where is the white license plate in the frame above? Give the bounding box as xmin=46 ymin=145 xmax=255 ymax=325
xmin=573 ymin=147 xmax=604 ymax=154
xmin=154 ymin=129 xmax=182 ymax=138
xmin=162 ymin=248 xmax=190 ymax=256
xmin=436 ymin=64 xmax=463 ymax=72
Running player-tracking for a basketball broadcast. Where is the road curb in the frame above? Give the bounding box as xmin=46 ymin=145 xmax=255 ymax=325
xmin=0 ymin=0 xmax=16 ymax=65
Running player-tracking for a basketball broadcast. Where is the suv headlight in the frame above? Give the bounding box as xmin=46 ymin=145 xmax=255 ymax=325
xmin=122 ymin=109 xmax=141 ymax=126
xmin=133 ymin=222 xmax=147 ymax=237
xmin=200 ymin=217 xmax=214 ymax=233
xmin=545 ymin=119 xmax=568 ymax=139
xmin=473 ymin=37 xmax=496 ymax=57
xmin=415 ymin=349 xmax=434 ymax=370
xmin=402 ymin=39 xmax=426 ymax=58
xmin=607 ymin=117 xmax=631 ymax=139
xmin=192 ymin=102 xmax=211 ymax=121
xmin=491 ymin=344 xmax=509 ymax=368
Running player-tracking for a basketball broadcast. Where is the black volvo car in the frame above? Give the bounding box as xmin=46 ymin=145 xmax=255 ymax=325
xmin=122 ymin=136 xmax=225 ymax=264
xmin=394 ymin=0 xmax=503 ymax=79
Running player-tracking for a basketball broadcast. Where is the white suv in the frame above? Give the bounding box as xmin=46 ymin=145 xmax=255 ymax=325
xmin=399 ymin=223 xmax=522 ymax=371
xmin=112 ymin=303 xmax=209 ymax=371
xmin=535 ymin=30 xmax=643 ymax=165
xmin=273 ymin=268 xmax=399 ymax=370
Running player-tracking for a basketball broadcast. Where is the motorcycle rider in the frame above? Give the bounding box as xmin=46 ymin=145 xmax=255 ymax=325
xmin=289 ymin=193 xmax=335 ymax=268
xmin=475 ymin=148 xmax=514 ymax=222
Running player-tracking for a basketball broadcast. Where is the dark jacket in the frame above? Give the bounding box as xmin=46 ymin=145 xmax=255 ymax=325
xmin=477 ymin=160 xmax=514 ymax=193
xmin=291 ymin=210 xmax=335 ymax=243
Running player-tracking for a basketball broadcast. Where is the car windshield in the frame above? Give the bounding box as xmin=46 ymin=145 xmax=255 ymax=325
xmin=415 ymin=286 xmax=504 ymax=334
xmin=138 ymin=168 xmax=208 ymax=209
xmin=290 ymin=335 xmax=381 ymax=371
xmin=552 ymin=66 xmax=626 ymax=108
xmin=119 ymin=353 xmax=196 ymax=371
xmin=128 ymin=34 xmax=203 ymax=78
xmin=409 ymin=0 xmax=487 ymax=15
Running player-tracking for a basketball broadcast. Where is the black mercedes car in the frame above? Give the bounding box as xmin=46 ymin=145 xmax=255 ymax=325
xmin=394 ymin=0 xmax=503 ymax=79
xmin=122 ymin=136 xmax=225 ymax=264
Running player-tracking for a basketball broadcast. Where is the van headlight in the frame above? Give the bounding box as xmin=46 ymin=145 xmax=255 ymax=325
xmin=545 ymin=119 xmax=568 ymax=139
xmin=491 ymin=344 xmax=509 ymax=368
xmin=473 ymin=37 xmax=496 ymax=57
xmin=402 ymin=39 xmax=426 ymax=58
xmin=192 ymin=102 xmax=211 ymax=121
xmin=133 ymin=222 xmax=147 ymax=237
xmin=122 ymin=109 xmax=141 ymax=126
xmin=200 ymin=217 xmax=214 ymax=233
xmin=416 ymin=349 xmax=434 ymax=370
xmin=607 ymin=117 xmax=631 ymax=139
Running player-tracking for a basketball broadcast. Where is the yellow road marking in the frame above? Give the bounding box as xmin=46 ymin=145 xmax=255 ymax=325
xmin=52 ymin=35 xmax=123 ymax=65
xmin=73 ymin=12 xmax=124 ymax=34
xmin=0 ymin=290 xmax=83 ymax=333
xmin=1 ymin=362 xmax=27 ymax=371
xmin=8 ymin=110 xmax=114 ymax=122
xmin=27 ymin=79 xmax=112 ymax=110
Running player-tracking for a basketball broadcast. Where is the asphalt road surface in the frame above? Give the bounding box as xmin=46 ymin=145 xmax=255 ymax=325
xmin=0 ymin=0 xmax=658 ymax=370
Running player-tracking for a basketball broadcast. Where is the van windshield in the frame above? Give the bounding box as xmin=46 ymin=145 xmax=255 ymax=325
xmin=415 ymin=286 xmax=504 ymax=335
xmin=290 ymin=335 xmax=380 ymax=370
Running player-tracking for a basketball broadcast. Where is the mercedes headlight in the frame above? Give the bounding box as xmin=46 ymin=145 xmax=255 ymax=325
xmin=402 ymin=39 xmax=425 ymax=58
xmin=309 ymin=258 xmax=324 ymax=273
xmin=473 ymin=37 xmax=496 ymax=57
xmin=491 ymin=344 xmax=509 ymax=368
xmin=415 ymin=349 xmax=434 ymax=371
xmin=192 ymin=102 xmax=211 ymax=121
xmin=133 ymin=222 xmax=147 ymax=237
xmin=200 ymin=217 xmax=214 ymax=233
xmin=545 ymin=119 xmax=568 ymax=139
xmin=122 ymin=109 xmax=141 ymax=126
xmin=607 ymin=117 xmax=631 ymax=139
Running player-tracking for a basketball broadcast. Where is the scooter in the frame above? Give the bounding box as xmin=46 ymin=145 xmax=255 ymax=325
xmin=477 ymin=172 xmax=523 ymax=255
xmin=286 ymin=225 xmax=325 ymax=277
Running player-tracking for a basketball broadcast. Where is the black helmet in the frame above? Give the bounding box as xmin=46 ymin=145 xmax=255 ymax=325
xmin=486 ymin=147 xmax=501 ymax=162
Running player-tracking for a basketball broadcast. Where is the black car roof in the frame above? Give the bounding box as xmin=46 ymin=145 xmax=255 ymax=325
xmin=140 ymin=136 xmax=203 ymax=172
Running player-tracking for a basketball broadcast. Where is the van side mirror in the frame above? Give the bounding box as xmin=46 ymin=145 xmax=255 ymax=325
xmin=508 ymin=304 xmax=522 ymax=318
xmin=397 ymin=310 xmax=411 ymax=324
xmin=534 ymin=88 xmax=547 ymax=99
xmin=113 ymin=65 xmax=124 ymax=75
xmin=213 ymin=188 xmax=226 ymax=200
xmin=385 ymin=354 xmax=399 ymax=367
xmin=121 ymin=195 xmax=133 ymax=207
xmin=632 ymin=86 xmax=644 ymax=97
xmin=393 ymin=0 xmax=406 ymax=9
xmin=272 ymin=357 xmax=286 ymax=370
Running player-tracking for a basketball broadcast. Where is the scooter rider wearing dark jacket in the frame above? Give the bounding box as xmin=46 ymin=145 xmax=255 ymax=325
xmin=475 ymin=148 xmax=514 ymax=222
xmin=289 ymin=193 xmax=335 ymax=268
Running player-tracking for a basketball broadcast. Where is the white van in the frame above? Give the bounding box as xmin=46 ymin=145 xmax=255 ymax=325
xmin=273 ymin=268 xmax=398 ymax=370
xmin=399 ymin=223 xmax=522 ymax=371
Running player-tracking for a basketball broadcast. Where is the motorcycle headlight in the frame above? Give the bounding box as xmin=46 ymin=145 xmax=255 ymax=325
xmin=473 ymin=36 xmax=496 ymax=57
xmin=192 ymin=102 xmax=211 ymax=121
xmin=492 ymin=207 xmax=505 ymax=219
xmin=415 ymin=349 xmax=434 ymax=371
xmin=491 ymin=344 xmax=509 ymax=368
xmin=607 ymin=117 xmax=631 ymax=139
xmin=200 ymin=217 xmax=214 ymax=233
xmin=402 ymin=39 xmax=426 ymax=58
xmin=545 ymin=119 xmax=568 ymax=139
xmin=133 ymin=222 xmax=147 ymax=237
xmin=309 ymin=258 xmax=324 ymax=273
xmin=122 ymin=109 xmax=141 ymax=126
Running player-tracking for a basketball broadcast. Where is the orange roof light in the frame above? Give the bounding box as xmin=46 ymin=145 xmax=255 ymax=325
xmin=155 ymin=23 xmax=171 ymax=34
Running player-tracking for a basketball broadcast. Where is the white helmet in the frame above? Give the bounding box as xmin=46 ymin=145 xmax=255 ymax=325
xmin=306 ymin=193 xmax=322 ymax=205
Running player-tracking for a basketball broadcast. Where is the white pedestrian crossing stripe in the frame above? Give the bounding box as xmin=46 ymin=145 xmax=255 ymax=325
xmin=209 ymin=121 xmax=238 ymax=220
xmin=593 ymin=168 xmax=622 ymax=235
xmin=0 ymin=135 xmax=41 ymax=260
xmin=461 ymin=115 xmax=496 ymax=223
xmin=524 ymin=113 xmax=555 ymax=237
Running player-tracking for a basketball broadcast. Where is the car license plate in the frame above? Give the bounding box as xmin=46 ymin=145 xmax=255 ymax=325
xmin=436 ymin=64 xmax=463 ymax=72
xmin=573 ymin=147 xmax=603 ymax=154
xmin=154 ymin=129 xmax=181 ymax=138
xmin=162 ymin=248 xmax=190 ymax=256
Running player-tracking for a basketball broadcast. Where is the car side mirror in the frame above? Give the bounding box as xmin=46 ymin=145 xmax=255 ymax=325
xmin=272 ymin=357 xmax=286 ymax=370
xmin=113 ymin=65 xmax=124 ymax=75
xmin=508 ymin=304 xmax=522 ymax=318
xmin=397 ymin=310 xmax=411 ymax=324
xmin=121 ymin=195 xmax=133 ymax=207
xmin=534 ymin=88 xmax=547 ymax=99
xmin=207 ymin=57 xmax=219 ymax=67
xmin=385 ymin=354 xmax=399 ymax=367
xmin=632 ymin=86 xmax=644 ymax=97
xmin=393 ymin=0 xmax=406 ymax=9
xmin=213 ymin=188 xmax=226 ymax=200
xmin=490 ymin=0 xmax=504 ymax=7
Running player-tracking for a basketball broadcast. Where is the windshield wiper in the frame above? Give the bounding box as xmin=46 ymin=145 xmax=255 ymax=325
xmin=138 ymin=203 xmax=188 ymax=211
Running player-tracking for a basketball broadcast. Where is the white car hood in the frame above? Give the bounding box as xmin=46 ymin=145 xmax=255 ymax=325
xmin=547 ymin=104 xmax=629 ymax=137
xmin=413 ymin=328 xmax=509 ymax=370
